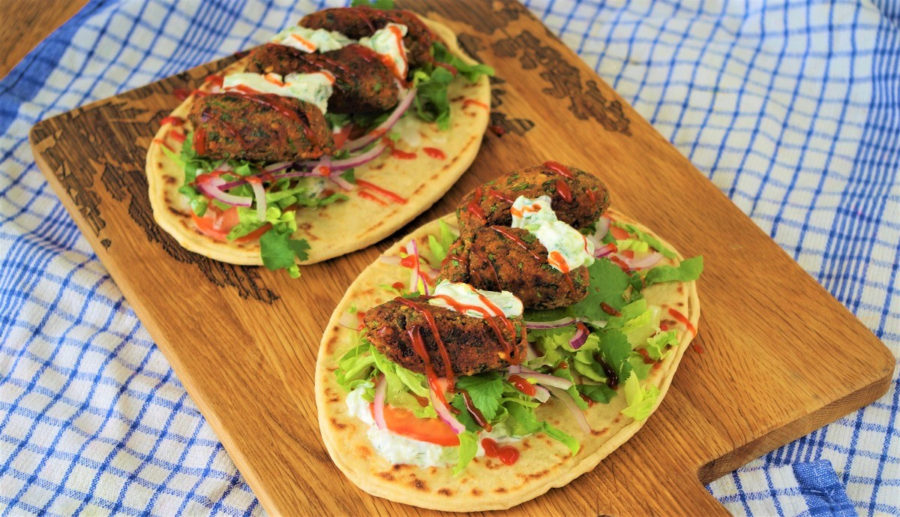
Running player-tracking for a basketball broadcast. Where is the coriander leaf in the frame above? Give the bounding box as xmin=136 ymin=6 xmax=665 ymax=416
xmin=578 ymin=384 xmax=616 ymax=403
xmin=455 ymin=373 xmax=504 ymax=421
xmin=504 ymin=402 xmax=541 ymax=435
xmin=339 ymin=168 xmax=356 ymax=184
xmin=351 ymin=0 xmax=394 ymax=9
xmin=567 ymin=258 xmax=632 ymax=320
xmin=450 ymin=395 xmax=480 ymax=432
xmin=644 ymin=256 xmax=704 ymax=286
xmin=598 ymin=329 xmax=633 ymax=385
xmin=431 ymin=42 xmax=495 ymax=83
xmin=413 ymin=67 xmax=454 ymax=130
xmin=259 ymin=229 xmax=309 ymax=276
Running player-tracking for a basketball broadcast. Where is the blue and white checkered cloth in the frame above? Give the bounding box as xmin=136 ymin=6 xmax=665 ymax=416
xmin=1 ymin=0 xmax=897 ymax=514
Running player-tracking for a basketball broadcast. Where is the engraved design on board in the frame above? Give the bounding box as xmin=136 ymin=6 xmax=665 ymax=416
xmin=456 ymin=32 xmax=534 ymax=137
xmin=491 ymin=30 xmax=631 ymax=136
xmin=456 ymin=0 xmax=522 ymax=34
xmin=33 ymin=89 xmax=278 ymax=304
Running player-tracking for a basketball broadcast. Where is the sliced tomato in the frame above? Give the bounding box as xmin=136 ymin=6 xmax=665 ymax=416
xmin=332 ymin=124 xmax=353 ymax=149
xmin=610 ymin=225 xmax=630 ymax=240
xmin=191 ymin=205 xmax=269 ymax=243
xmin=378 ymin=404 xmax=460 ymax=446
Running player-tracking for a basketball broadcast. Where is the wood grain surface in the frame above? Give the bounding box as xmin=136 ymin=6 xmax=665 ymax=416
xmin=0 ymin=0 xmax=88 ymax=78
xmin=29 ymin=1 xmax=894 ymax=514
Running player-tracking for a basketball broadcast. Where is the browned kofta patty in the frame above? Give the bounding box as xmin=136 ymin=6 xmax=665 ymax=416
xmin=299 ymin=6 xmax=439 ymax=71
xmin=363 ymin=297 xmax=526 ymax=377
xmin=246 ymin=43 xmax=399 ymax=114
xmin=456 ymin=163 xmax=610 ymax=238
xmin=441 ymin=226 xmax=590 ymax=310
xmin=188 ymin=92 xmax=334 ymax=162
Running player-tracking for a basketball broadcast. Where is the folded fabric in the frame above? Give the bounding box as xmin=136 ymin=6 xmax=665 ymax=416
xmin=711 ymin=459 xmax=858 ymax=516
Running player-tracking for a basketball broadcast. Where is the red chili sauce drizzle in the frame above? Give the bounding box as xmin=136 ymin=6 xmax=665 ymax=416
xmin=168 ymin=130 xmax=186 ymax=143
xmin=555 ymin=179 xmax=573 ymax=202
xmin=396 ymin=298 xmax=455 ymax=390
xmin=488 ymin=124 xmax=506 ymax=136
xmin=668 ymin=308 xmax=697 ymax=337
xmin=355 ymin=179 xmax=408 ymax=204
xmin=486 ymin=187 xmax=514 ymax=203
xmin=491 ymin=225 xmax=577 ymax=291
xmin=160 ymin=116 xmax=184 ymax=127
xmin=461 ymin=390 xmax=490 ymax=430
xmin=192 ymin=128 xmax=207 ymax=154
xmin=390 ymin=148 xmax=417 ymax=159
xmin=428 ymin=294 xmax=518 ymax=361
xmin=358 ymin=191 xmax=387 ymax=205
xmin=466 ymin=187 xmax=487 ymax=222
xmin=423 ymin=147 xmax=446 ymax=160
xmin=463 ymin=99 xmax=489 ymax=110
xmin=507 ymin=374 xmax=535 ymax=397
xmin=600 ymin=302 xmax=621 ymax=317
xmin=543 ymin=160 xmax=574 ymax=179
xmin=482 ymin=438 xmax=519 ymax=465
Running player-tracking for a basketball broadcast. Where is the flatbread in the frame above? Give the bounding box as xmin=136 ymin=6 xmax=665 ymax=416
xmin=146 ymin=17 xmax=490 ymax=265
xmin=315 ymin=208 xmax=700 ymax=511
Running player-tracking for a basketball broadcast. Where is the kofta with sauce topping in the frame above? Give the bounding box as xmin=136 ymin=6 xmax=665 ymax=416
xmin=246 ymin=43 xmax=399 ymax=114
xmin=299 ymin=6 xmax=439 ymax=71
xmin=187 ymin=92 xmax=334 ymax=161
xmin=441 ymin=226 xmax=591 ymax=310
xmin=363 ymin=297 xmax=526 ymax=377
xmin=456 ymin=163 xmax=610 ymax=238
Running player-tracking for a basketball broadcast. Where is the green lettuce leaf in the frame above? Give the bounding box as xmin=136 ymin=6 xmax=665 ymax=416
xmin=644 ymin=256 xmax=704 ymax=286
xmin=453 ymin=431 xmax=478 ymax=475
xmin=620 ymin=373 xmax=661 ymax=421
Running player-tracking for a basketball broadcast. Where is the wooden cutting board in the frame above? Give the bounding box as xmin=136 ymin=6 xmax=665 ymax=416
xmin=30 ymin=1 xmax=894 ymax=514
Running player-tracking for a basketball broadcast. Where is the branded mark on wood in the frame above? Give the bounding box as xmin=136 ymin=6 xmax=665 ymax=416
xmin=456 ymin=33 xmax=534 ymax=137
xmin=33 ymin=96 xmax=278 ymax=304
xmin=491 ymin=30 xmax=631 ymax=136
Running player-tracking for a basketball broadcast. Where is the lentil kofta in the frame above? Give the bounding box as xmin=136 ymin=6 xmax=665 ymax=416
xmin=456 ymin=163 xmax=610 ymax=238
xmin=187 ymin=92 xmax=335 ymax=162
xmin=246 ymin=43 xmax=400 ymax=114
xmin=441 ymin=225 xmax=591 ymax=310
xmin=363 ymin=297 xmax=526 ymax=377
xmin=299 ymin=6 xmax=439 ymax=70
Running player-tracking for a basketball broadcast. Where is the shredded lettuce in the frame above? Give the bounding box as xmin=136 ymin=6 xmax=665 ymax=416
xmin=612 ymin=221 xmax=676 ymax=259
xmin=413 ymin=43 xmax=494 ymax=130
xmin=643 ymin=330 xmax=678 ymax=360
xmin=426 ymin=220 xmax=457 ymax=266
xmin=453 ymin=431 xmax=478 ymax=475
xmin=350 ymin=0 xmax=394 ymax=9
xmin=620 ymin=373 xmax=661 ymax=421
xmin=644 ymin=256 xmax=704 ymax=286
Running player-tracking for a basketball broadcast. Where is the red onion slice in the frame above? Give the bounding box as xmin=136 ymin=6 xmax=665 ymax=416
xmin=378 ymin=255 xmax=402 ymax=266
xmin=430 ymin=388 xmax=465 ymax=435
xmin=619 ymin=251 xmax=663 ymax=270
xmin=248 ymin=180 xmax=266 ymax=222
xmin=548 ymin=386 xmax=591 ymax=434
xmin=569 ymin=324 xmax=588 ymax=349
xmin=533 ymin=385 xmax=551 ymax=403
xmin=343 ymin=87 xmax=417 ymax=152
xmin=263 ymin=161 xmax=292 ymax=173
xmin=373 ymin=375 xmax=387 ymax=430
xmin=595 ymin=217 xmax=610 ymax=240
xmin=517 ymin=370 xmax=573 ymax=390
xmin=524 ymin=317 xmax=576 ymax=329
xmin=196 ymin=176 xmax=252 ymax=207
xmin=594 ymin=243 xmax=616 ymax=258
